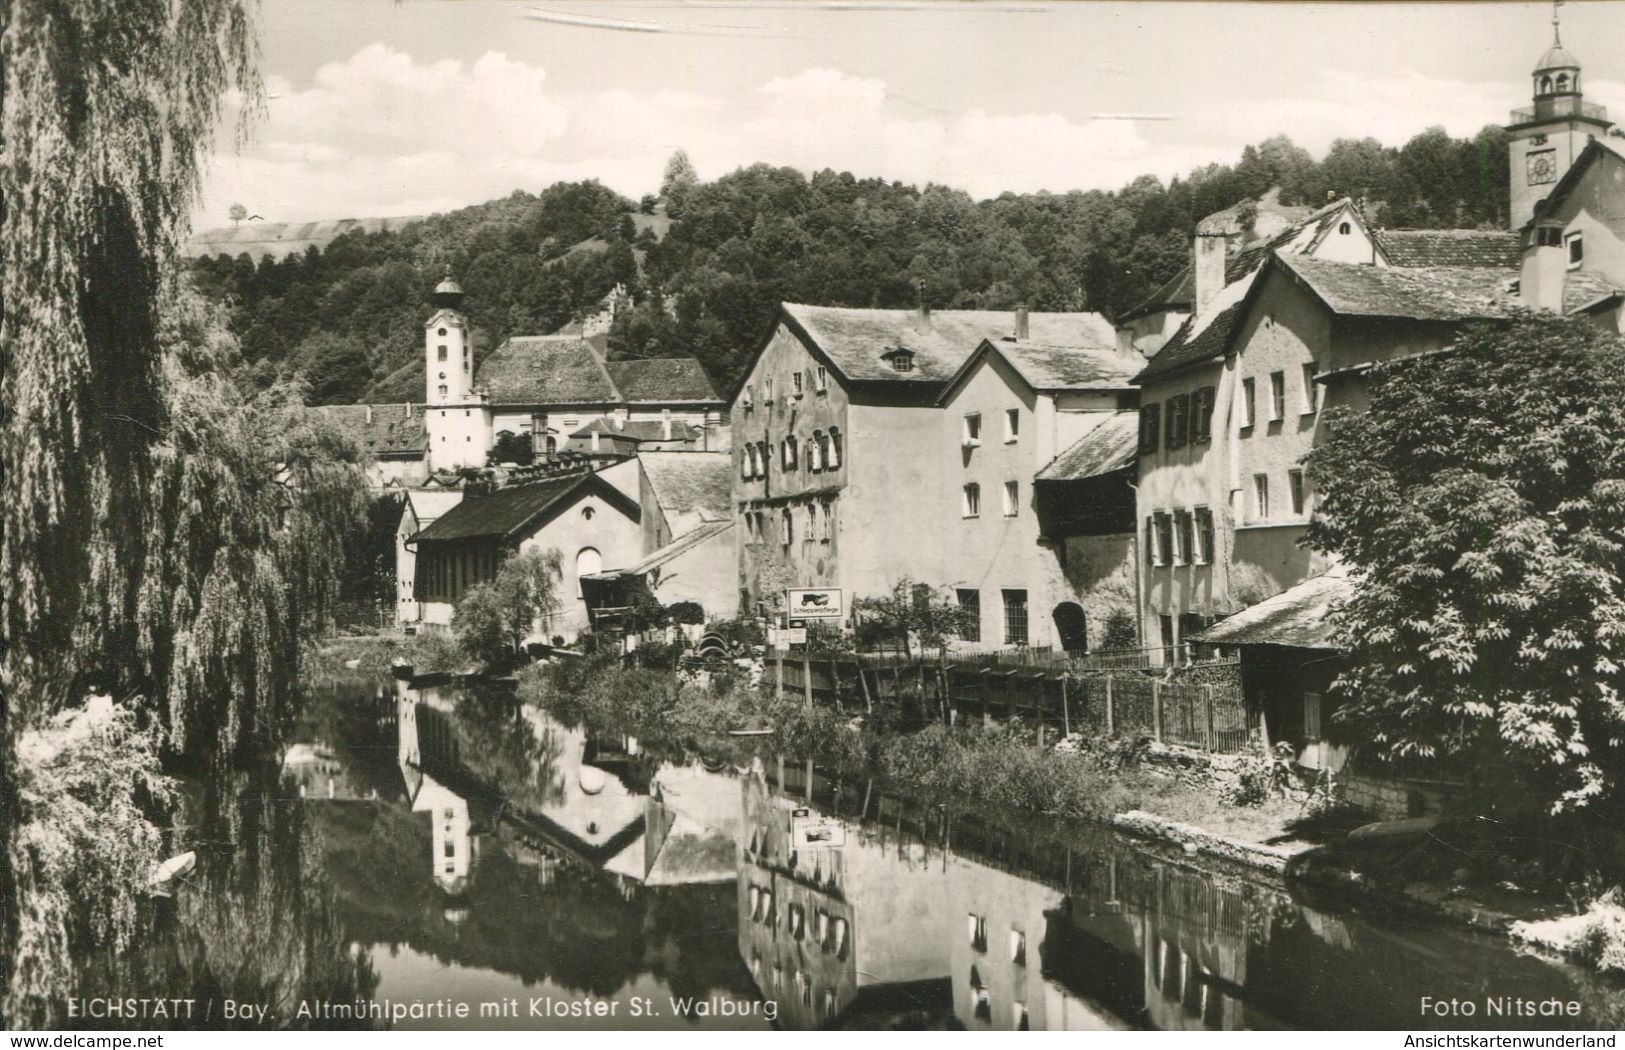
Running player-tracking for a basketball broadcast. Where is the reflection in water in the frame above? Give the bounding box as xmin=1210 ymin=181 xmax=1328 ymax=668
xmin=72 ymin=676 xmax=1624 ymax=1030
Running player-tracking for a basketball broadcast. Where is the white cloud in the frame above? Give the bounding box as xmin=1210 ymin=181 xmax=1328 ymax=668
xmin=197 ymin=44 xmax=1625 ymax=229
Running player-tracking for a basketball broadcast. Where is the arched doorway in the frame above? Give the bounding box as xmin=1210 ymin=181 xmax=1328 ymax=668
xmin=1052 ymin=602 xmax=1088 ymax=653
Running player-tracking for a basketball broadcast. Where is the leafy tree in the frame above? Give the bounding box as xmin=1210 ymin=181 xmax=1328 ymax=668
xmin=1305 ymin=314 xmax=1625 ymax=815
xmin=296 ymin=331 xmax=372 ymax=405
xmin=661 ymin=149 xmax=700 ymax=217
xmin=851 ymin=578 xmax=972 ymax=658
xmin=454 ymin=549 xmax=564 ymax=668
xmin=490 ymin=430 xmax=535 ymax=465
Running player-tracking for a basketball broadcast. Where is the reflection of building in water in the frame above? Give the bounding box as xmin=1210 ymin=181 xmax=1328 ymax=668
xmin=736 ymin=762 xmax=952 ymax=1030
xmin=397 ymin=696 xmax=481 ymax=897
xmin=604 ymin=794 xmax=735 ymax=889
xmin=282 ymin=742 xmax=380 ymax=801
xmin=946 ymin=850 xmax=1127 ymax=1032
xmin=518 ymin=708 xmax=645 ymax=854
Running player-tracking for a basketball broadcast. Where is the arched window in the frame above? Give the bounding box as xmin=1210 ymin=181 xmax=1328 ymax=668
xmin=828 ymin=427 xmax=843 ymax=468
xmin=575 ymin=547 xmax=602 ymax=597
xmin=782 ymin=437 xmax=798 ymax=471
xmin=1338 ymin=222 xmax=1351 ymax=235
xmin=581 ymin=506 xmax=595 ymax=521
xmin=1540 ymin=74 xmax=1554 ymax=94
xmin=807 ymin=436 xmax=821 ymax=471
xmin=741 ymin=447 xmax=754 ymax=480
xmin=1556 ymin=73 xmax=1571 ymax=92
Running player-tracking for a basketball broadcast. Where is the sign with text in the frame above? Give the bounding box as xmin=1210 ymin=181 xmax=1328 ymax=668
xmin=791 ymin=807 xmax=847 ymax=850
xmin=786 ymin=588 xmax=843 ymax=619
xmin=778 ymin=627 xmax=807 ymax=645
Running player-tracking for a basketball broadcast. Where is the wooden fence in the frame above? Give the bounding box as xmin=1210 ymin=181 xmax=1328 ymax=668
xmin=770 ymin=654 xmax=1252 ymax=753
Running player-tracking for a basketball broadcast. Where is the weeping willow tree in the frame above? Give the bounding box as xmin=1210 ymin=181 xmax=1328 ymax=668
xmin=3 ymin=0 xmax=372 ymax=1021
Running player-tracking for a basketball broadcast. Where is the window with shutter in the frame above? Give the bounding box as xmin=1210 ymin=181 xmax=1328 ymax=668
xmin=1141 ymin=403 xmax=1162 ymax=453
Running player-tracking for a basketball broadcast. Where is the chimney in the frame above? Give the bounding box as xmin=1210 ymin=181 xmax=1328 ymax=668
xmin=914 ymin=277 xmax=931 ymax=327
xmin=1193 ymin=232 xmax=1227 ymax=316
xmin=662 ymin=409 xmax=673 ymax=441
xmin=405 ymin=402 xmax=414 ymax=418
xmin=1014 ymin=305 xmax=1030 ymax=341
xmin=591 ymin=430 xmax=600 ymax=452
xmin=365 ymin=405 xmax=373 ymax=424
xmin=1521 ymin=220 xmax=1569 ymax=313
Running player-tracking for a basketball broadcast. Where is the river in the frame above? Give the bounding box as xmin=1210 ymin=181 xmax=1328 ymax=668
xmin=71 ymin=675 xmax=1625 ymax=1031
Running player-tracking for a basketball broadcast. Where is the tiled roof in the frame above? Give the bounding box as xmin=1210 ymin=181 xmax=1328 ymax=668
xmin=413 ymin=473 xmax=635 ymax=542
xmin=1134 ymin=268 xmax=1261 ymax=383
xmin=478 ymin=335 xmax=619 ymax=405
xmin=780 ymin=303 xmax=1116 ymax=385
xmin=604 ymin=359 xmax=720 ymax=403
xmin=311 ymin=403 xmax=427 ymax=456
xmin=638 ymin=451 xmax=733 ymax=525
xmin=1280 ymin=255 xmax=1518 ymax=320
xmin=1562 ymin=271 xmax=1625 ymax=314
xmin=1196 ymin=569 xmax=1354 ymax=650
xmin=1376 ymin=229 xmax=1521 ymax=268
xmin=571 ymin=419 xmax=703 ymax=443
xmin=622 ymin=519 xmax=734 ymax=576
xmin=1224 ymin=198 xmax=1356 ymax=281
xmin=991 ymin=340 xmax=1140 ymax=391
xmin=1120 ymin=266 xmax=1195 ymax=320
xmin=1035 ymin=413 xmax=1139 ymax=482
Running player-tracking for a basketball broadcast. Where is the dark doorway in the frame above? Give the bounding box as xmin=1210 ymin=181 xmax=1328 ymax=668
xmin=1053 ymin=602 xmax=1088 ymax=652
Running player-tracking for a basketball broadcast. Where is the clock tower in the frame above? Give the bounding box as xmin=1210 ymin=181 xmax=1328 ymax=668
xmin=1506 ymin=11 xmax=1612 ymax=231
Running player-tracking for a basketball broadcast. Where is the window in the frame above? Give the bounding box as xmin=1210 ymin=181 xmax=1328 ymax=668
xmin=1002 ymin=481 xmax=1019 ymax=517
xmin=814 ymin=366 xmax=828 ymax=393
xmin=1269 ymin=371 xmax=1286 ymax=421
xmin=1194 ymin=507 xmax=1214 ymax=565
xmin=1004 ymin=408 xmax=1020 ymax=443
xmin=757 ymin=441 xmax=771 ymax=477
xmin=782 ymin=437 xmax=798 ymax=471
xmin=808 ymin=434 xmax=824 ymax=471
xmin=1567 ymin=231 xmax=1585 ymax=269
xmin=1303 ymin=692 xmax=1324 ymax=740
xmin=1338 ymin=221 xmax=1351 ymax=235
xmin=741 ymin=448 xmax=753 ymax=480
xmin=1290 ymin=469 xmax=1307 ymax=516
xmin=962 ymin=413 xmax=982 ymax=446
xmin=828 ymin=427 xmax=842 ymax=468
xmin=1010 ymin=929 xmax=1027 ymax=966
xmin=804 ymin=502 xmax=817 ymax=543
xmin=1301 ymin=363 xmax=1319 ymax=414
xmin=437 ymin=346 xmax=447 ymax=362
xmin=1140 ymin=403 xmax=1162 ymax=453
xmin=575 ymin=547 xmax=601 ymax=597
xmin=764 ymin=378 xmax=774 ymax=403
xmin=1253 ymin=473 xmax=1270 ymax=520
xmin=962 ymin=483 xmax=981 ymax=518
xmin=1002 ymin=590 xmax=1029 ymax=647
xmin=793 ymin=371 xmax=805 ymax=397
xmin=968 ymin=914 xmax=988 ymax=952
xmin=581 ymin=506 xmax=595 ymax=521
xmin=1013 ymin=1003 xmax=1030 ymax=1032
xmin=1145 ymin=516 xmax=1160 ymax=566
xmin=820 ymin=499 xmax=835 ymax=542
xmin=1166 ymin=394 xmax=1189 ymax=449
xmin=1155 ymin=513 xmax=1173 ymax=568
xmin=1241 ymin=378 xmax=1257 ymax=428
xmin=438 ymin=327 xmax=448 ymax=337
xmin=1537 ymin=224 xmax=1564 ymax=248
xmin=956 ymin=589 xmax=981 ymax=642
xmin=438 ymin=384 xmax=448 ymax=399
xmin=780 ymin=509 xmax=792 ymax=546
xmin=743 ymin=384 xmax=754 ymax=412
xmin=1175 ymin=511 xmax=1194 ymax=566
xmin=1194 ymin=387 xmax=1215 ymax=443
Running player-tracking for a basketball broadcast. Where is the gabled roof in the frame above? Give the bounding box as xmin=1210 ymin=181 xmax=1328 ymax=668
xmin=1119 ymin=266 xmax=1195 ymax=321
xmin=1375 ymin=229 xmax=1521 ymax=269
xmin=1278 ymin=254 xmax=1518 ymax=321
xmin=941 ymin=338 xmax=1138 ymax=403
xmin=774 ymin=303 xmax=1116 ymax=388
xmin=405 ymin=488 xmax=464 ymax=523
xmin=1134 ymin=268 xmax=1261 ymax=383
xmin=617 ymin=519 xmax=734 ymax=577
xmin=311 ymin=403 xmax=427 ymax=456
xmin=1195 ymin=568 xmax=1353 ymax=650
xmin=1035 ymin=413 xmax=1140 ymax=482
xmin=638 ymin=451 xmax=732 ymax=526
xmin=571 ymin=418 xmax=703 ymax=443
xmin=604 ymin=358 xmax=720 ymax=403
xmin=411 ymin=471 xmax=639 ymax=543
xmin=478 ymin=335 xmax=620 ymax=405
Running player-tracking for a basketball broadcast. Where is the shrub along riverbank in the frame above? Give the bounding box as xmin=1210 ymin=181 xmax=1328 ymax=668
xmin=514 ymin=653 xmax=1306 ymax=841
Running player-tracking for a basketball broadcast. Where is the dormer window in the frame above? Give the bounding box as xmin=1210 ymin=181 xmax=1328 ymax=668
xmin=881 ymin=346 xmax=915 ymax=373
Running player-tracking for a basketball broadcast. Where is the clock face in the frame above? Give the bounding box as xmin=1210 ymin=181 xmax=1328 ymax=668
xmin=1528 ymin=149 xmax=1557 ymax=186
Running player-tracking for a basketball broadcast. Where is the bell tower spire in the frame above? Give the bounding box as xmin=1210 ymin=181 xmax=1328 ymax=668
xmin=1505 ymin=3 xmax=1611 ymax=230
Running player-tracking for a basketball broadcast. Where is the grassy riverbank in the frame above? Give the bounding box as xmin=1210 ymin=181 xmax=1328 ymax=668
xmin=516 ymin=656 xmax=1307 ymax=841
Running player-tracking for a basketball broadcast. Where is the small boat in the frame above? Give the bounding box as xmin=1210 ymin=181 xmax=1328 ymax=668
xmin=149 ymin=851 xmax=196 ymax=897
xmin=727 ymin=727 xmax=774 ymax=737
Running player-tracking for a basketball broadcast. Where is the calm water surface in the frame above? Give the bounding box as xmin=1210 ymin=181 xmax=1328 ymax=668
xmin=78 ymin=676 xmax=1625 ymax=1031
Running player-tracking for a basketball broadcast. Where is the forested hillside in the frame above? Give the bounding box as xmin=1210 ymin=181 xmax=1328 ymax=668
xmin=192 ymin=126 xmax=1511 ymax=404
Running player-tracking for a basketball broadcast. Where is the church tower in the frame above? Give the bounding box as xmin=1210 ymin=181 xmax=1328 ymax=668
xmin=423 ymin=270 xmax=491 ymax=471
xmin=1506 ymin=9 xmax=1612 ymax=230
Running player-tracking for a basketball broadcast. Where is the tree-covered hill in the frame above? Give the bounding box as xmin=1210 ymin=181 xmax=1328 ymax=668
xmin=192 ymin=126 xmax=1511 ymax=404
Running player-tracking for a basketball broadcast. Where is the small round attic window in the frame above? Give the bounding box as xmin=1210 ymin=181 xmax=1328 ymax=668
xmin=438 ymin=327 xmax=447 ymax=336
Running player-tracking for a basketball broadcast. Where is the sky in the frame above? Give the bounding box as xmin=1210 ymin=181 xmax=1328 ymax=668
xmin=195 ymin=0 xmax=1625 ymax=229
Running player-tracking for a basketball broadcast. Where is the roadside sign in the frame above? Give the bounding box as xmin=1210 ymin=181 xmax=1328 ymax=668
xmin=786 ymin=588 xmax=843 ymax=619
xmin=779 ymin=627 xmax=807 ymax=645
xmin=791 ymin=807 xmax=846 ymax=850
